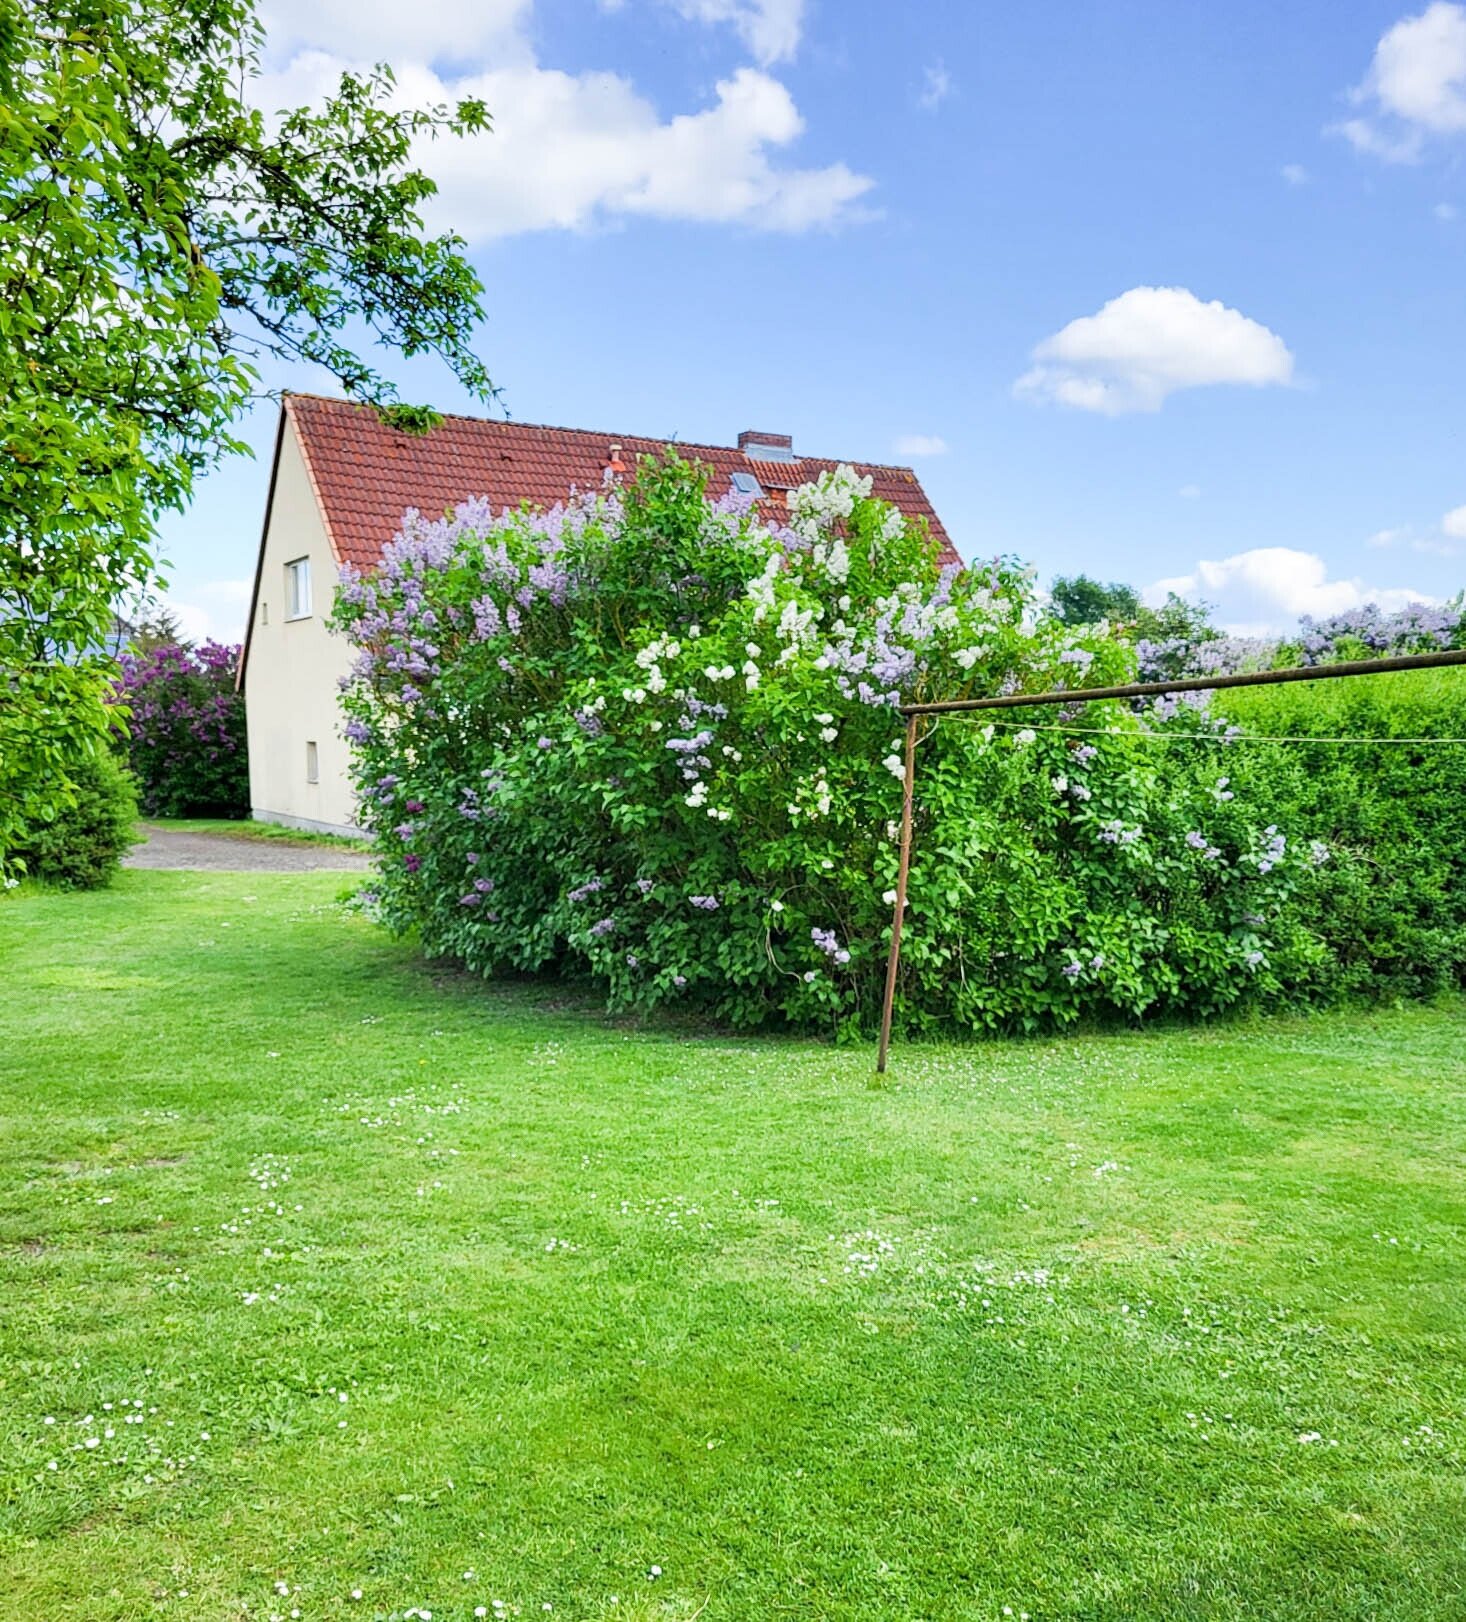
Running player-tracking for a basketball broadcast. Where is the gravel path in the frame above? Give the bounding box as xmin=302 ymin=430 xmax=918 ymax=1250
xmin=125 ymin=823 xmax=373 ymax=873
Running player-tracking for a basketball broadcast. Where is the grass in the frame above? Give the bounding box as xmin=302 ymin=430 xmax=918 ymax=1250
xmin=2 ymin=873 xmax=1464 ymax=1620
xmin=145 ymin=817 xmax=370 ymax=851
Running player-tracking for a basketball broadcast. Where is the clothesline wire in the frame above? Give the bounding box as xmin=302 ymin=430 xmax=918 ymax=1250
xmin=965 ymin=717 xmax=1466 ymax=747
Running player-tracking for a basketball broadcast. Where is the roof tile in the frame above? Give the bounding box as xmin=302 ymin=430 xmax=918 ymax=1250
xmin=285 ymin=394 xmax=960 ymax=571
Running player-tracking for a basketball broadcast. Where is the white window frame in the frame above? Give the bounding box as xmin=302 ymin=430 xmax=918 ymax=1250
xmin=285 ymin=556 xmax=312 ymax=620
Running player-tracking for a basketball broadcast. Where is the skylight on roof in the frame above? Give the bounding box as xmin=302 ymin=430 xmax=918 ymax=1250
xmin=730 ymin=471 xmax=762 ymax=497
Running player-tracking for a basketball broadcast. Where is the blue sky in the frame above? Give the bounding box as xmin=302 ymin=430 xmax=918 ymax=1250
xmin=162 ymin=0 xmax=1466 ymax=641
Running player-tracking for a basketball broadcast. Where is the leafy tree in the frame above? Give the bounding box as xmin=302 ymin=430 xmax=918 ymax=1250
xmin=1049 ymin=574 xmax=1141 ymax=626
xmin=0 ymin=0 xmax=495 ymax=867
xmin=125 ymin=608 xmax=190 ymax=655
xmin=1133 ymin=591 xmax=1219 ymax=645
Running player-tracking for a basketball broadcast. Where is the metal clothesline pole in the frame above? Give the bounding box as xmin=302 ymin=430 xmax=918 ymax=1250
xmin=875 ymin=713 xmax=918 ymax=1074
xmin=873 ymin=646 xmax=1466 ymax=1073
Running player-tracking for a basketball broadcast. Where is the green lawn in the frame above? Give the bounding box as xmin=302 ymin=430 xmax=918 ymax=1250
xmin=2 ymin=874 xmax=1464 ymax=1620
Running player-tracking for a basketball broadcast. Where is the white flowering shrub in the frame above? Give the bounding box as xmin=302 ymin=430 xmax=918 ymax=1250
xmin=335 ymin=453 xmax=1332 ymax=1035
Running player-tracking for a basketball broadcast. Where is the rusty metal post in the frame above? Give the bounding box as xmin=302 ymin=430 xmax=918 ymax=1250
xmin=876 ymin=713 xmax=919 ymax=1074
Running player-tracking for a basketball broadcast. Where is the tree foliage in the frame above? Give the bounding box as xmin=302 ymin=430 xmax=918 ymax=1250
xmin=0 ymin=0 xmax=495 ymax=866
xmin=1049 ymin=574 xmax=1141 ymax=626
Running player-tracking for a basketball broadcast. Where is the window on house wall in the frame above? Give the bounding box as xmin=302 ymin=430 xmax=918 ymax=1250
xmin=285 ymin=556 xmax=312 ymax=619
xmin=260 ymin=601 xmax=269 ymax=625
xmin=306 ymin=740 xmax=319 ymax=784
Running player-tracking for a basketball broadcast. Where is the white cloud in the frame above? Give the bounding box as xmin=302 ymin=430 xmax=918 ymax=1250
xmin=1145 ymin=547 xmax=1438 ymax=632
xmin=1178 ymin=483 xmax=1202 ymax=499
xmin=262 ymin=0 xmax=532 ymax=68
xmin=255 ymin=44 xmax=874 ymax=240
xmin=1436 ymin=200 xmax=1459 ymax=219
xmin=155 ymin=580 xmax=253 ymax=645
xmin=1369 ymin=516 xmax=1462 ymax=555
xmin=1014 ymin=286 xmax=1295 ymax=416
xmin=918 ymin=61 xmax=952 ymax=111
xmin=1281 ymin=162 xmax=1309 ymax=185
xmin=667 ymin=0 xmax=805 ymax=65
xmin=893 ymin=433 xmax=948 ymax=458
xmin=1335 ymin=2 xmax=1466 ymax=161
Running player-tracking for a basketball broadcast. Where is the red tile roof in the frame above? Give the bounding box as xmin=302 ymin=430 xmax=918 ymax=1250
xmin=283 ymin=393 xmax=960 ymax=570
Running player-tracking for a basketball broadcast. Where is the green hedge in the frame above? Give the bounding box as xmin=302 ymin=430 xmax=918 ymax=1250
xmin=1218 ymin=668 xmax=1466 ymax=999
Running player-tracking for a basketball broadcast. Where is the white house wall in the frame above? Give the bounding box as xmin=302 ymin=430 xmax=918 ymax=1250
xmin=243 ymin=418 xmax=362 ymax=835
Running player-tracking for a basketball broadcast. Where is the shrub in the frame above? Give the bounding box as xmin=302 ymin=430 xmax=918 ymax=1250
xmin=116 ymin=640 xmax=248 ymax=816
xmin=1218 ymin=669 xmax=1466 ymax=999
xmin=1139 ymin=598 xmax=1464 ymax=683
xmin=10 ymin=749 xmax=137 ymax=889
xmin=334 ymin=453 xmax=1339 ymax=1036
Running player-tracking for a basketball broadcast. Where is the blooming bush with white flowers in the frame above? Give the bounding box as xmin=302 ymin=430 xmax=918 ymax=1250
xmin=334 ymin=452 xmax=1338 ymax=1035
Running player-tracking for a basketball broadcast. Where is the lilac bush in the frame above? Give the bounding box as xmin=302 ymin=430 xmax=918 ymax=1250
xmin=333 ymin=452 xmax=1338 ymax=1036
xmin=116 ymin=640 xmax=249 ymax=817
xmin=1139 ymin=599 xmax=1463 ymax=682
xmin=1293 ymin=601 xmax=1462 ymax=664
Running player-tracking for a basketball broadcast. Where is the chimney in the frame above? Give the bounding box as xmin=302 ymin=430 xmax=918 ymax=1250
xmin=738 ymin=429 xmax=793 ymax=454
xmin=606 ymin=442 xmax=626 ymax=473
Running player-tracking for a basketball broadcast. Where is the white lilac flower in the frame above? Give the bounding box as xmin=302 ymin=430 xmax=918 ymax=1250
xmin=1014 ymin=729 xmax=1036 ymax=746
xmin=882 ymin=754 xmax=905 ymax=779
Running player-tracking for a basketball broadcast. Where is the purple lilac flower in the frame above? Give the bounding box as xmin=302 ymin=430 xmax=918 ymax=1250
xmin=568 ymin=877 xmax=605 ymax=904
xmin=1298 ymin=601 xmax=1459 ymax=664
xmin=1254 ymin=826 xmax=1287 ymax=875
xmin=689 ymin=895 xmax=720 ymax=911
xmin=589 ymin=916 xmax=616 ymax=937
xmin=404 ymin=853 xmax=422 ymax=874
xmin=673 ymin=974 xmax=688 ymax=987
xmin=635 ymin=877 xmax=655 ymax=895
xmin=1061 ymin=960 xmax=1083 ymax=979
xmin=625 ymin=954 xmax=639 ymax=968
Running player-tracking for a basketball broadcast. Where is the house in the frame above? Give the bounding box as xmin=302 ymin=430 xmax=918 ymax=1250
xmin=238 ymin=393 xmax=960 ymax=836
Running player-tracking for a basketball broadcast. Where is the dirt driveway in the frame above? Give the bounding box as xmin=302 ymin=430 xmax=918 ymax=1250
xmin=125 ymin=823 xmax=373 ymax=873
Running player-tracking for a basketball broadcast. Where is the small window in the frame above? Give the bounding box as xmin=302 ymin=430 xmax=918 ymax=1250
xmin=260 ymin=601 xmax=269 ymax=626
xmin=285 ymin=557 xmax=312 ymax=619
xmin=305 ymin=740 xmax=319 ymax=784
xmin=730 ymin=470 xmax=763 ymax=497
